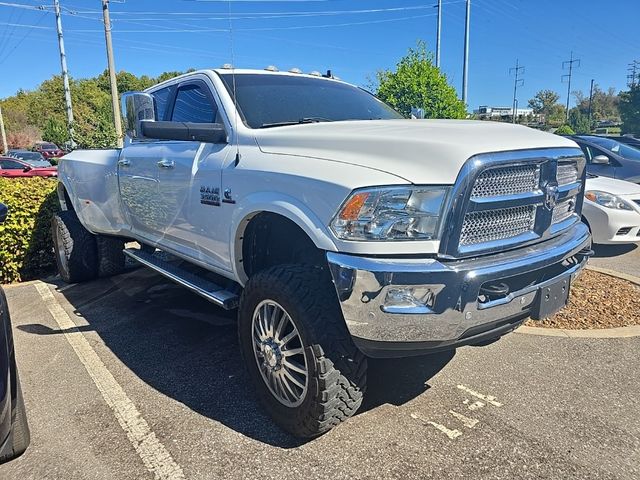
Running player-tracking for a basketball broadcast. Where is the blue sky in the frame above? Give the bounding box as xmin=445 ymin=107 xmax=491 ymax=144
xmin=0 ymin=0 xmax=638 ymax=110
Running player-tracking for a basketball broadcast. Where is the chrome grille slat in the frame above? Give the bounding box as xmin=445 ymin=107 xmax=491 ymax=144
xmin=471 ymin=165 xmax=540 ymax=198
xmin=557 ymin=163 xmax=579 ymax=186
xmin=460 ymin=205 xmax=536 ymax=246
xmin=552 ymin=199 xmax=576 ymax=224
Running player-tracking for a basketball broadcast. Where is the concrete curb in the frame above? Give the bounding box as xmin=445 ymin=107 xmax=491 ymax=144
xmin=516 ymin=265 xmax=640 ymax=339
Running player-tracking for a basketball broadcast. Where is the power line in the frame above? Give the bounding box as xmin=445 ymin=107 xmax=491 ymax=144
xmin=561 ymin=51 xmax=580 ymax=122
xmin=509 ymin=59 xmax=524 ymax=124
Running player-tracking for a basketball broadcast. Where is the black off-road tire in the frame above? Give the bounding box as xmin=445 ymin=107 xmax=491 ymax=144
xmin=238 ymin=265 xmax=367 ymax=438
xmin=96 ymin=236 xmax=126 ymax=278
xmin=51 ymin=210 xmax=98 ymax=283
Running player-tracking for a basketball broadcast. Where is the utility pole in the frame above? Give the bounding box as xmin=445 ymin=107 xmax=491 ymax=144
xmin=102 ymin=0 xmax=123 ymax=148
xmin=509 ymin=59 xmax=525 ymax=124
xmin=436 ymin=0 xmax=442 ymax=68
xmin=53 ymin=0 xmax=75 ymax=148
xmin=587 ymin=78 xmax=595 ymax=129
xmin=561 ymin=51 xmax=580 ymax=122
xmin=0 ymin=105 xmax=7 ymax=154
xmin=462 ymin=0 xmax=470 ymax=105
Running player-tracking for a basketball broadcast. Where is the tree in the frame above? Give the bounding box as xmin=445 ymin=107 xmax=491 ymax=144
xmin=619 ymin=85 xmax=640 ymax=135
xmin=0 ymin=69 xmax=191 ymax=150
xmin=373 ymin=41 xmax=466 ymax=119
xmin=573 ymin=84 xmax=620 ymax=123
xmin=568 ymin=108 xmax=591 ymax=134
xmin=528 ymin=90 xmax=565 ymax=127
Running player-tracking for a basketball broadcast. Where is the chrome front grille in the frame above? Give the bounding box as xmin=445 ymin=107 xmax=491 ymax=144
xmin=441 ymin=148 xmax=586 ymax=257
xmin=471 ymin=165 xmax=540 ymax=198
xmin=460 ymin=205 xmax=536 ymax=246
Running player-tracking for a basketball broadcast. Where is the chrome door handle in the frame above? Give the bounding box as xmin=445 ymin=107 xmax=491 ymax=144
xmin=118 ymin=159 xmax=131 ymax=167
xmin=157 ymin=159 xmax=175 ymax=169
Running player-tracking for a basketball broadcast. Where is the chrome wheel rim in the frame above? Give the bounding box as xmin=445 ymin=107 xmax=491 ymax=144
xmin=251 ymin=300 xmax=308 ymax=407
xmin=54 ymin=223 xmax=69 ymax=276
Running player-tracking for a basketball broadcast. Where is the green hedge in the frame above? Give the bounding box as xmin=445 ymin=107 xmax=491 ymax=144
xmin=0 ymin=178 xmax=60 ymax=284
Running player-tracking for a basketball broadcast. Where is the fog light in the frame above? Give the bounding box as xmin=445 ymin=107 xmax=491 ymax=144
xmin=383 ymin=287 xmax=435 ymax=314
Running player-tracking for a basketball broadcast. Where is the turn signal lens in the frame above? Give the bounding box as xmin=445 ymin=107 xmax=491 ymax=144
xmin=339 ymin=192 xmax=370 ymax=220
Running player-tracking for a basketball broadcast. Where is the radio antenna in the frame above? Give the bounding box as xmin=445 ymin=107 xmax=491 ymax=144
xmin=227 ymin=0 xmax=241 ymax=165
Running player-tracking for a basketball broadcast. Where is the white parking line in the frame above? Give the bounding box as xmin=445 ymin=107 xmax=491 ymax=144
xmin=35 ymin=282 xmax=186 ymax=480
xmin=410 ymin=413 xmax=463 ymax=439
xmin=449 ymin=410 xmax=479 ymax=428
xmin=456 ymin=385 xmax=503 ymax=407
xmin=463 ymin=399 xmax=485 ymax=411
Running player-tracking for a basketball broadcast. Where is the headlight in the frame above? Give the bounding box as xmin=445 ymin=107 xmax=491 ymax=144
xmin=585 ymin=190 xmax=633 ymax=210
xmin=331 ymin=186 xmax=450 ymax=241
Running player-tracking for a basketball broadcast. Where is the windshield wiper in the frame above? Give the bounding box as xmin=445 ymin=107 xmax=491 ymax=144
xmin=259 ymin=117 xmax=334 ymax=129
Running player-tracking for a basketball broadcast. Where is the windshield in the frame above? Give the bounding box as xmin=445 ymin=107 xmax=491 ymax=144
xmin=219 ymin=73 xmax=403 ymax=129
xmin=582 ymin=136 xmax=640 ymax=161
xmin=11 ymin=151 xmax=50 ymax=166
xmin=39 ymin=143 xmax=58 ymax=150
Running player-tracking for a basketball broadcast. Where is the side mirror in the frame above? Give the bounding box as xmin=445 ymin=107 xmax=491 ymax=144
xmin=141 ymin=121 xmax=227 ymax=144
xmin=0 ymin=203 xmax=7 ymax=223
xmin=121 ymin=92 xmax=156 ymax=140
xmin=23 ymin=165 xmax=32 ymax=172
xmin=592 ymin=155 xmax=610 ymax=165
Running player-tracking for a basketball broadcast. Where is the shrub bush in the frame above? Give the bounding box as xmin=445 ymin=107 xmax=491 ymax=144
xmin=0 ymin=177 xmax=60 ymax=283
xmin=554 ymin=124 xmax=576 ymax=135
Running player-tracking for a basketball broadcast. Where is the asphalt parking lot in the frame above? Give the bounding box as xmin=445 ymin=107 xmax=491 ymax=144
xmin=1 ymin=244 xmax=639 ymax=480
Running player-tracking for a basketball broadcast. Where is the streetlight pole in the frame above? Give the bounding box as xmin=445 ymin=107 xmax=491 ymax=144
xmin=462 ymin=0 xmax=471 ymax=105
xmin=436 ymin=0 xmax=442 ymax=68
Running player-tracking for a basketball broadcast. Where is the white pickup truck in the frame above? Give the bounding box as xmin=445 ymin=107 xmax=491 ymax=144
xmin=53 ymin=68 xmax=592 ymax=437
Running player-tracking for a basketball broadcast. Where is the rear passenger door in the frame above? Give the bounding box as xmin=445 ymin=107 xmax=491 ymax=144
xmin=155 ymin=77 xmax=231 ymax=268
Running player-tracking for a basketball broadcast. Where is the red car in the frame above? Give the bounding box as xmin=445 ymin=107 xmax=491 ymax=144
xmin=33 ymin=142 xmax=64 ymax=159
xmin=0 ymin=157 xmax=57 ymax=178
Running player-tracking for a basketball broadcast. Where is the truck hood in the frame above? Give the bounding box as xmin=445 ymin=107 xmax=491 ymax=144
xmin=254 ymin=119 xmax=580 ymax=184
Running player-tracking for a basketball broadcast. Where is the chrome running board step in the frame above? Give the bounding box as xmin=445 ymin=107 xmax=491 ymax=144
xmin=123 ymin=248 xmax=239 ymax=310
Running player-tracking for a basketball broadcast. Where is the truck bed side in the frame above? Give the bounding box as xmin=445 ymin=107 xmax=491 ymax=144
xmin=58 ymin=149 xmax=130 ymax=236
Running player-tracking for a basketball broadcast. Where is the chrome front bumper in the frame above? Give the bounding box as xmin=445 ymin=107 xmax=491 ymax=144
xmin=327 ymin=222 xmax=591 ymax=358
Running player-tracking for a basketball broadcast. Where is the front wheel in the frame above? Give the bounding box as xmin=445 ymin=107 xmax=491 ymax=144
xmin=238 ymin=265 xmax=367 ymax=438
xmin=51 ymin=210 xmax=98 ymax=283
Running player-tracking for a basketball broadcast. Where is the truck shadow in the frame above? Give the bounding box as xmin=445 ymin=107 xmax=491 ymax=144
xmin=18 ymin=268 xmax=453 ymax=448
xmin=592 ymin=243 xmax=637 ymax=258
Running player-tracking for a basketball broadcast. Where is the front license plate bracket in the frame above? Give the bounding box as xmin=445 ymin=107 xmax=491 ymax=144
xmin=530 ymin=276 xmax=571 ymax=320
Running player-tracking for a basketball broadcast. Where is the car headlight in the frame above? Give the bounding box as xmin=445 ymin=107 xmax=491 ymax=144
xmin=585 ymin=190 xmax=633 ymax=210
xmin=331 ymin=186 xmax=450 ymax=241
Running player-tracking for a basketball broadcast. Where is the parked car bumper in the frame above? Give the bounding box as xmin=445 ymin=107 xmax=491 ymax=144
xmin=327 ymin=222 xmax=592 ymax=358
xmin=583 ymin=201 xmax=640 ymax=244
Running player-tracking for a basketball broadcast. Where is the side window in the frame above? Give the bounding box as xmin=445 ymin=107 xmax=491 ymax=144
xmin=171 ymin=83 xmax=217 ymax=123
xmin=152 ymin=86 xmax=172 ymax=121
xmin=0 ymin=160 xmax=25 ymax=169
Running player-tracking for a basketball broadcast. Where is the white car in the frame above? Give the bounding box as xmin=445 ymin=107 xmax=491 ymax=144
xmin=583 ymin=174 xmax=640 ymax=244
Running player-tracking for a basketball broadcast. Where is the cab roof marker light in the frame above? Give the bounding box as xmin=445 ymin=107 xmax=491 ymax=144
xmin=289 ymin=68 xmax=302 ymax=74
xmin=309 ymin=71 xmax=322 ymax=77
xmin=265 ymin=65 xmax=279 ymax=72
xmin=221 ymin=63 xmax=233 ymax=69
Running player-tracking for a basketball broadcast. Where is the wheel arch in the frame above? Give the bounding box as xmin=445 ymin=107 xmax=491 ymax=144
xmin=231 ymin=197 xmax=338 ymax=284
